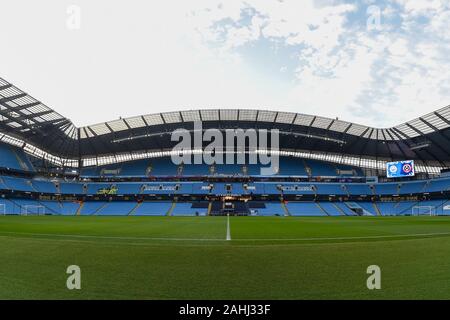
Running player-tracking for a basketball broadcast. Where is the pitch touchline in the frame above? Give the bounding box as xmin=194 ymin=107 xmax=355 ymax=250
xmin=1 ymin=231 xmax=450 ymax=242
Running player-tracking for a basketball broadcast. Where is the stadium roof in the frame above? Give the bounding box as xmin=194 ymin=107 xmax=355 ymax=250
xmin=0 ymin=77 xmax=78 ymax=161
xmin=1 ymin=77 xmax=450 ymax=169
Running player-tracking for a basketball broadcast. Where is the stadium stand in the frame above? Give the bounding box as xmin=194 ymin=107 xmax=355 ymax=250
xmin=0 ymin=77 xmax=450 ymax=216
xmin=0 ymin=143 xmax=33 ymax=172
xmin=76 ymin=155 xmax=368 ymax=178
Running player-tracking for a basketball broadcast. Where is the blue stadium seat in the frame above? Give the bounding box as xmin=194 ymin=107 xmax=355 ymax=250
xmin=345 ymin=202 xmax=374 ymax=215
xmin=373 ymin=183 xmax=400 ymax=195
xmin=1 ymin=176 xmax=34 ymax=192
xmin=190 ymin=182 xmax=212 ymax=195
xmin=79 ymin=167 xmax=98 ymax=178
xmin=357 ymin=202 xmax=379 ymax=216
xmin=60 ymin=182 xmax=84 ymax=194
xmin=3 ymin=199 xmax=50 ymax=215
xmin=182 ymin=163 xmax=210 ymax=176
xmin=306 ymin=159 xmax=337 ymax=176
xmin=171 ymin=203 xmax=204 ymax=216
xmin=425 ymin=178 xmax=450 ymax=193
xmin=278 ymin=157 xmax=308 ymax=176
xmin=80 ymin=202 xmax=108 ymax=215
xmin=213 ymin=163 xmax=243 ymax=175
xmin=149 ymin=158 xmax=179 ymax=176
xmin=254 ymin=203 xmax=285 ymax=216
xmin=116 ymin=183 xmax=142 ymax=195
xmin=133 ymin=202 xmax=172 ymax=216
xmin=32 ymin=180 xmax=57 ymax=194
xmin=120 ymin=160 xmax=150 ymax=177
xmin=316 ymin=202 xmax=344 ymax=216
xmin=260 ymin=183 xmax=282 ymax=195
xmin=0 ymin=142 xmax=33 ymax=172
xmin=392 ymin=201 xmax=418 ymax=215
xmin=375 ymin=202 xmax=397 ymax=215
xmin=0 ymin=199 xmax=25 ymax=214
xmin=39 ymin=200 xmax=80 ymax=215
xmin=333 ymin=202 xmax=357 ymax=216
xmin=314 ymin=183 xmax=346 ymax=195
xmin=345 ymin=183 xmax=373 ymax=195
xmin=286 ymin=202 xmax=327 ymax=216
xmin=398 ymin=181 xmax=427 ymax=194
xmin=96 ymin=202 xmax=137 ymax=216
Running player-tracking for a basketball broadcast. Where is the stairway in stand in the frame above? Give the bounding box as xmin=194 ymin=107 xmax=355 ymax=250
xmin=128 ymin=202 xmax=142 ymax=216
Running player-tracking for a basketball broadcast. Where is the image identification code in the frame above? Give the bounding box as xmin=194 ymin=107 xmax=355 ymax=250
xmin=179 ymin=304 xmax=271 ymax=318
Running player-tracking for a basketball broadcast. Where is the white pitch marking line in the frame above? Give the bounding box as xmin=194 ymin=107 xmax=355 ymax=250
xmin=236 ymin=231 xmax=450 ymax=241
xmin=0 ymin=231 xmax=225 ymax=242
xmin=226 ymin=214 xmax=231 ymax=241
xmin=0 ymin=230 xmax=450 ymax=242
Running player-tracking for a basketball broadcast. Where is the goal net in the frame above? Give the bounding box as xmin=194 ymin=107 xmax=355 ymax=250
xmin=21 ymin=205 xmax=46 ymax=216
xmin=412 ymin=206 xmax=436 ymax=216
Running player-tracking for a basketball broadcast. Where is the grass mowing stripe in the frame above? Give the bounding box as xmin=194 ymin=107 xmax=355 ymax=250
xmin=2 ymin=233 xmax=449 ymax=250
xmin=0 ymin=231 xmax=226 ymax=242
xmin=232 ymin=231 xmax=450 ymax=241
xmin=1 ymin=216 xmax=450 ymax=299
xmin=1 ymin=230 xmax=450 ymax=243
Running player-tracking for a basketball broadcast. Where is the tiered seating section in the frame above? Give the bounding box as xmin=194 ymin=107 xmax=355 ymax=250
xmin=79 ymin=156 xmax=364 ymax=178
xmin=1 ymin=199 xmax=449 ymax=216
xmin=0 ymin=142 xmax=448 ymax=216
xmin=1 ymin=175 xmax=450 ymax=197
xmin=0 ymin=143 xmax=34 ymax=172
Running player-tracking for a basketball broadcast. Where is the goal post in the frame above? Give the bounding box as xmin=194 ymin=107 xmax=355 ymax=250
xmin=412 ymin=206 xmax=436 ymax=216
xmin=21 ymin=205 xmax=46 ymax=216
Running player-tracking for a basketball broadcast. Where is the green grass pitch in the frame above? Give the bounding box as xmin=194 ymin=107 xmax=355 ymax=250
xmin=1 ymin=215 xmax=450 ymax=299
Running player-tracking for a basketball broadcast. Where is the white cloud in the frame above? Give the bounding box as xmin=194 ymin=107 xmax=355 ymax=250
xmin=0 ymin=0 xmax=450 ymax=128
xmin=396 ymin=0 xmax=444 ymax=16
xmin=190 ymin=0 xmax=450 ymax=127
xmin=388 ymin=38 xmax=409 ymax=56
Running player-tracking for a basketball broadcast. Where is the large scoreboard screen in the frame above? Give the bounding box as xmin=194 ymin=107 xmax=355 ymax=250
xmin=386 ymin=160 xmax=415 ymax=178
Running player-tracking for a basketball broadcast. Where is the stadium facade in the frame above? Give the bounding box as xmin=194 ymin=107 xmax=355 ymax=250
xmin=1 ymin=76 xmax=450 ymax=216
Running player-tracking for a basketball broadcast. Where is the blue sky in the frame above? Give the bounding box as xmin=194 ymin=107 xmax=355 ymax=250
xmin=1 ymin=0 xmax=449 ymax=127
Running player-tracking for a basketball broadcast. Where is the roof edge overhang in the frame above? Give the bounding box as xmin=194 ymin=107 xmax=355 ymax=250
xmin=1 ymin=76 xmax=450 ymax=166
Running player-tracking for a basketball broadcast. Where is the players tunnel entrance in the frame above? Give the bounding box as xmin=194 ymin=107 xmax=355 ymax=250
xmin=210 ymin=201 xmax=249 ymax=216
xmin=209 ymin=199 xmax=274 ymax=216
